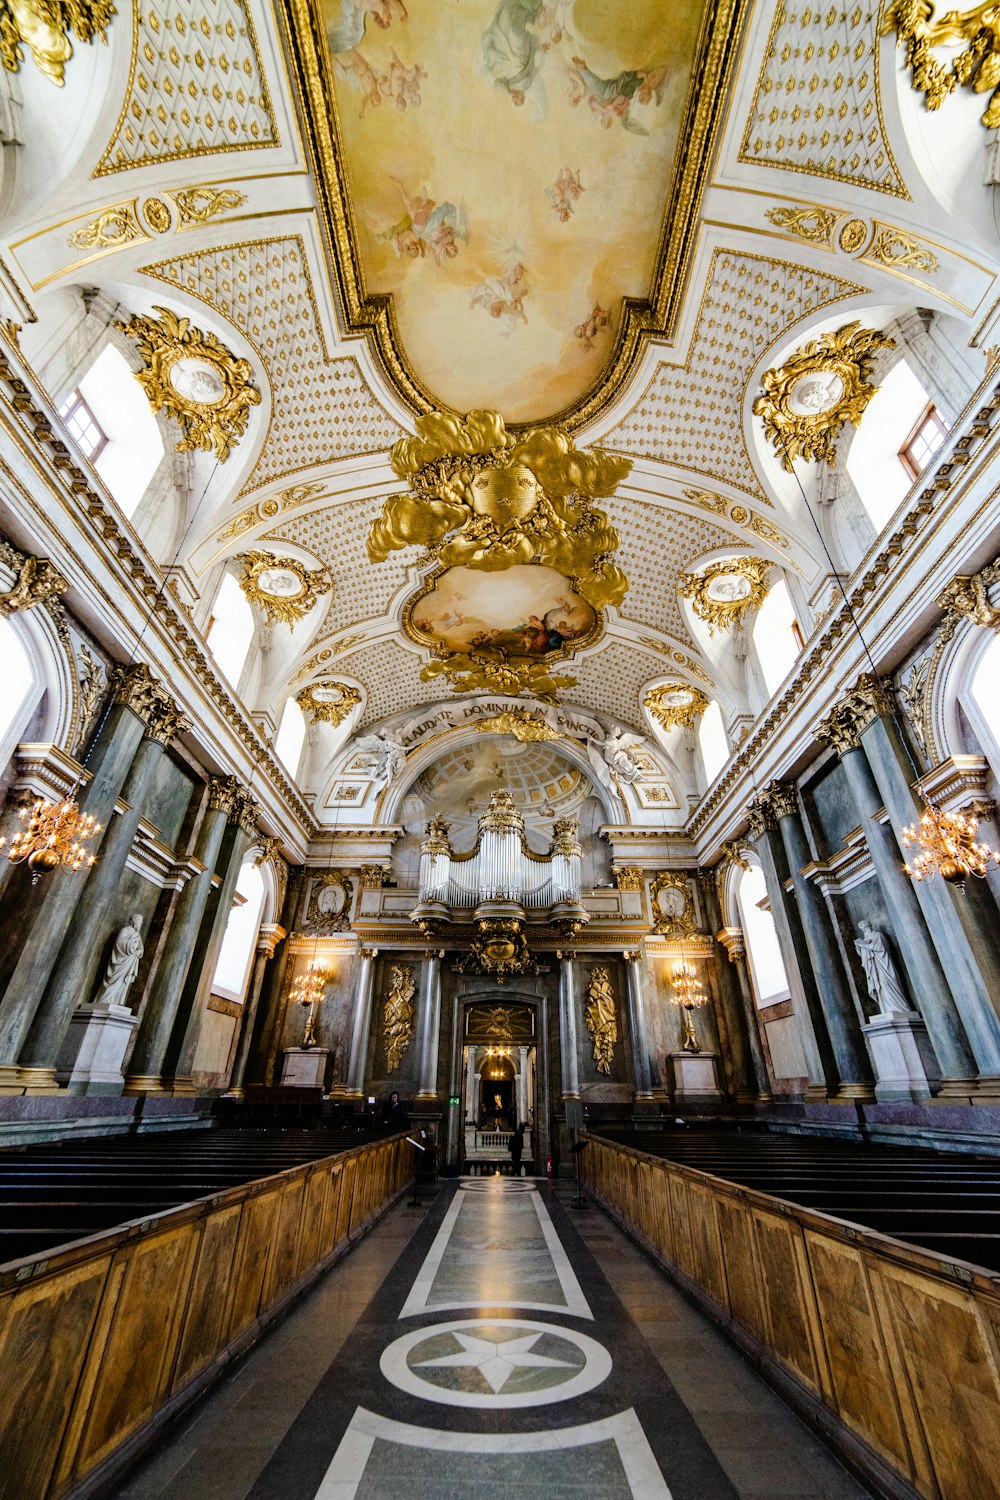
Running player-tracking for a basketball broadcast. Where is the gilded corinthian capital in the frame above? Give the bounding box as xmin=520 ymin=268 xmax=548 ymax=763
xmin=745 ymin=780 xmax=797 ymax=838
xmin=207 ymin=775 xmax=242 ymax=817
xmin=144 ymin=697 xmax=192 ymax=746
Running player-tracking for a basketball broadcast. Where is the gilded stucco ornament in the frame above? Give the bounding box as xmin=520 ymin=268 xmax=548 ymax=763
xmin=752 ymin=322 xmax=895 ymax=470
xmin=0 ymin=552 xmax=67 ymax=615
xmin=117 ymin=305 xmax=260 ymax=461
xmin=883 ymin=0 xmax=1000 ymax=127
xmin=644 ymin=682 xmax=710 ymax=732
xmin=296 ymin=680 xmax=362 ymax=726
xmin=238 ymin=551 xmax=330 ymax=629
xmin=383 ymin=963 xmax=415 ymax=1072
xmin=0 ymin=0 xmax=114 ymax=84
xmin=168 ymin=185 xmax=248 ymax=227
xmin=678 ymin=558 xmax=771 ymax=634
xmin=458 ymin=919 xmax=537 ymax=984
xmin=764 ymin=205 xmax=839 ymax=246
xmin=649 ymin=872 xmax=696 ymax=937
xmin=418 ymin=648 xmax=577 ymax=703
xmin=69 ymin=202 xmax=143 ymax=252
xmin=473 ymin=708 xmax=563 ymax=742
xmin=584 ymin=966 xmax=618 ymax=1075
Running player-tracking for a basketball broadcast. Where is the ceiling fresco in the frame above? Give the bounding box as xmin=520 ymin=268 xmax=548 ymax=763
xmin=287 ymin=0 xmax=736 ymax=424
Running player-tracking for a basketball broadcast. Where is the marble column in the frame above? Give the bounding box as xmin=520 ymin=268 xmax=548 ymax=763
xmin=124 ymin=777 xmax=242 ymax=1091
xmin=716 ymin=927 xmax=773 ymax=1100
xmin=623 ymin=950 xmax=654 ymax=1100
xmin=159 ymin=792 xmax=258 ymax=1090
xmin=18 ymin=692 xmax=191 ymax=1074
xmin=768 ymin=781 xmax=874 ymax=1097
xmin=465 ymin=1044 xmax=478 ymax=1123
xmin=700 ymin=870 xmax=768 ymax=1100
xmin=0 ymin=668 xmax=160 ymax=1080
xmin=345 ymin=947 xmax=378 ymax=1098
xmin=244 ymin=870 xmax=303 ymax=1087
xmin=843 ymin=677 xmax=1000 ymax=1082
xmin=746 ymin=799 xmax=836 ymax=1097
xmin=517 ymin=1044 xmax=529 ymax=1125
xmin=416 ymin=950 xmax=444 ymax=1102
xmin=817 ymin=704 xmax=978 ymax=1088
xmin=557 ymin=951 xmax=582 ymax=1128
xmin=227 ymin=923 xmax=287 ymax=1095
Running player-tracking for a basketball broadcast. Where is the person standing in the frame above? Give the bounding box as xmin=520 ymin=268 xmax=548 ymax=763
xmin=509 ymin=1122 xmax=524 ymax=1176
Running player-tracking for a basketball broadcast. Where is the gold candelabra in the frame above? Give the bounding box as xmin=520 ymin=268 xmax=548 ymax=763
xmin=670 ymin=958 xmax=707 ymax=1053
xmin=0 ymin=796 xmax=101 ymax=881
xmin=291 ymin=965 xmax=327 ymax=1048
xmin=901 ymin=803 xmax=1000 ymax=890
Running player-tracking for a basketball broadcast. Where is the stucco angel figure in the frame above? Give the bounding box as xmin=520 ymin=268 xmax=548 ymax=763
xmin=586 ymin=724 xmax=646 ymax=788
xmin=354 ymin=728 xmax=407 ymax=785
xmin=854 ymin=921 xmax=910 ymax=1016
xmin=94 ymin=914 xmax=144 ymax=1008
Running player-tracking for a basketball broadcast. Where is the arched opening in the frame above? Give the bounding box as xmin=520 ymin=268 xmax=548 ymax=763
xmin=846 ymin=361 xmax=945 ymax=534
xmin=273 ymin=696 xmax=307 ymax=778
xmin=0 ymin=615 xmax=39 ymax=772
xmin=735 ymin=863 xmax=790 ymax=1007
xmin=206 ymin=572 xmax=255 ymax=689
xmin=61 ymin=345 xmax=164 ymax=518
xmin=968 ymin=633 xmax=1000 ymax=770
xmin=698 ymin=699 xmax=729 ymax=786
xmin=211 ymin=859 xmax=266 ymax=1003
xmin=752 ymin=578 xmax=800 ymax=698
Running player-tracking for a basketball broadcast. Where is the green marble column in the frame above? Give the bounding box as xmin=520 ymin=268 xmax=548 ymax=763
xmin=159 ymin=791 xmax=258 ymax=1090
xmin=17 ymin=693 xmax=190 ymax=1073
xmin=817 ymin=703 xmax=978 ymax=1089
xmin=124 ymin=776 xmax=242 ymax=1092
xmin=228 ymin=923 xmax=287 ymax=1094
xmin=715 ymin=925 xmax=773 ymax=1099
xmin=244 ymin=870 xmax=304 ymax=1086
xmin=345 ymin=947 xmax=379 ymax=1098
xmin=769 ymin=781 xmax=874 ymax=1098
xmin=0 ymin=665 xmax=168 ymax=1078
xmin=623 ymin=950 xmax=654 ymax=1100
xmin=747 ymin=798 xmax=836 ymax=1097
xmin=701 ymin=869 xmax=768 ymax=1100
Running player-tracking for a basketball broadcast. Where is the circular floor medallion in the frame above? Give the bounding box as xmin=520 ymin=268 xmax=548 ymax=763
xmin=380 ymin=1317 xmax=612 ymax=1408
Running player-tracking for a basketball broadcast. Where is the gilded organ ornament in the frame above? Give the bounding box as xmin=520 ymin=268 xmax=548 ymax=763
xmin=883 ymin=0 xmax=1000 ymax=127
xmin=753 ymin=322 xmax=895 ymax=470
xmin=117 ymin=305 xmax=260 ymax=461
xmin=584 ymin=966 xmax=618 ymax=1075
xmin=644 ymin=682 xmax=710 ymax=732
xmin=383 ymin=963 xmax=416 ymax=1073
xmin=297 ymin=681 xmax=362 ymax=726
xmin=238 ymin=552 xmax=330 ymax=629
xmin=0 ymin=0 xmax=114 ymax=84
xmin=678 ymin=558 xmax=771 ymax=634
xmin=369 ymin=410 xmax=631 ymax=702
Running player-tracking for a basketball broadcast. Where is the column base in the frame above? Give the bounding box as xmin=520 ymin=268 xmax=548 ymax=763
xmin=159 ymin=1076 xmax=197 ymax=1096
xmin=933 ymin=1077 xmax=977 ymax=1100
xmin=0 ymin=1065 xmax=61 ymax=1094
xmin=972 ymin=1074 xmax=1000 ymax=1102
xmin=122 ymin=1075 xmax=172 ymax=1095
xmin=804 ymin=1083 xmax=830 ymax=1101
xmin=415 ymin=1090 xmax=440 ymax=1103
xmin=828 ymin=1084 xmax=877 ymax=1102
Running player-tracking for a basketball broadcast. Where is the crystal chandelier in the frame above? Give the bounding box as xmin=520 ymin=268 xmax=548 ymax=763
xmin=0 ymin=796 xmax=102 ymax=882
xmin=670 ymin=958 xmax=707 ymax=1053
xmin=901 ymin=803 xmax=1000 ymax=889
xmin=291 ymin=965 xmax=326 ymax=1048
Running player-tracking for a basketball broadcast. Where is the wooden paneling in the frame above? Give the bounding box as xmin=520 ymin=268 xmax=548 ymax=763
xmin=0 ymin=1134 xmax=409 ymax=1500
xmin=581 ymin=1134 xmax=1000 ymax=1500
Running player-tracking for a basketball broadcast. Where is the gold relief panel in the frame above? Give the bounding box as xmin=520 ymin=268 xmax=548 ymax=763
xmin=649 ymin=871 xmax=696 ymax=937
xmin=644 ymin=681 xmax=710 ymax=732
xmin=752 ymin=322 xmax=896 ymax=471
xmin=68 ymin=201 xmax=146 ymax=253
xmin=678 ymin=557 xmax=771 ymax=635
xmin=117 ymin=305 xmax=261 ymax=461
xmin=765 ymin=206 xmax=940 ymax=279
xmin=306 ymin=870 xmax=354 ymax=931
xmin=238 ymin=550 xmax=330 ymax=628
xmin=584 ymin=966 xmax=618 ymax=1075
xmin=297 ymin=680 xmax=362 ymax=725
xmin=167 ymin=185 xmax=249 ymax=228
xmin=472 ymin=708 xmax=563 ymax=743
xmin=883 ymin=0 xmax=1000 ymax=128
xmin=383 ymin=963 xmax=416 ymax=1073
xmin=0 ymin=0 xmax=114 ymax=84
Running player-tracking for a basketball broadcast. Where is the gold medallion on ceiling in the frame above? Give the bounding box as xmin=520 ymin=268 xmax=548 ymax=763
xmin=117 ymin=305 xmax=261 ymax=461
xmin=374 ymin=410 xmax=631 ymax=703
xmin=0 ymin=0 xmax=114 ymax=84
xmin=296 ymin=680 xmax=361 ymax=725
xmin=679 ymin=558 xmax=771 ymax=635
xmin=238 ymin=551 xmax=330 ymax=628
xmin=883 ymin=0 xmax=1000 ymax=127
xmin=752 ymin=322 xmax=896 ymax=471
xmin=644 ymin=682 xmax=710 ymax=732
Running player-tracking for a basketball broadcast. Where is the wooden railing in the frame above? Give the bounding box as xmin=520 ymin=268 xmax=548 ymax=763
xmin=0 ymin=1133 xmax=411 ymax=1500
xmin=581 ymin=1133 xmax=1000 ymax=1500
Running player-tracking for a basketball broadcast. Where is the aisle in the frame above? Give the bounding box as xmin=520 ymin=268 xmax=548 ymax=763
xmin=111 ymin=1180 xmax=871 ymax=1500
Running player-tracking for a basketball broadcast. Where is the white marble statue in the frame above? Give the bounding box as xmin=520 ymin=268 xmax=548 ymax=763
xmin=94 ymin=914 xmax=144 ymax=1008
xmin=854 ymin=921 xmax=910 ymax=1015
xmin=586 ymin=723 xmax=646 ymax=788
xmin=354 ymin=728 xmax=407 ymax=785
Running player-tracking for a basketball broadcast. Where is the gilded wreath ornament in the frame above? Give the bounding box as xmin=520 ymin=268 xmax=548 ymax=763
xmin=678 ymin=558 xmax=771 ymax=635
xmin=296 ymin=680 xmax=362 ymax=726
xmin=117 ymin=305 xmax=260 ymax=462
xmin=649 ymin=872 xmax=697 ymax=937
xmin=883 ymin=0 xmax=1000 ymax=128
xmin=238 ymin=552 xmax=330 ymax=629
xmin=0 ymin=0 xmax=114 ymax=85
xmin=644 ymin=682 xmax=710 ymax=732
xmin=752 ymin=322 xmax=895 ymax=471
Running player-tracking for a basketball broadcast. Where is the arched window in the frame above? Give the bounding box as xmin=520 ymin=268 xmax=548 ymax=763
xmin=736 ymin=864 xmax=790 ymax=1007
xmin=61 ymin=345 xmax=164 ymax=518
xmin=846 ymin=361 xmax=942 ymax=533
xmin=212 ymin=859 xmax=266 ymax=1002
xmin=0 ymin=616 xmax=40 ymax=772
xmin=206 ymin=572 xmax=255 ymax=689
xmin=698 ymin=699 xmax=729 ymax=785
xmin=969 ymin=633 xmax=1000 ymax=768
xmin=752 ymin=579 xmax=800 ymax=698
xmin=274 ymin=696 xmax=306 ymax=778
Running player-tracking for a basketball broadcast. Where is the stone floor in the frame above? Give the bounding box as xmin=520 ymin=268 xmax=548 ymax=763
xmin=108 ymin=1179 xmax=873 ymax=1500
